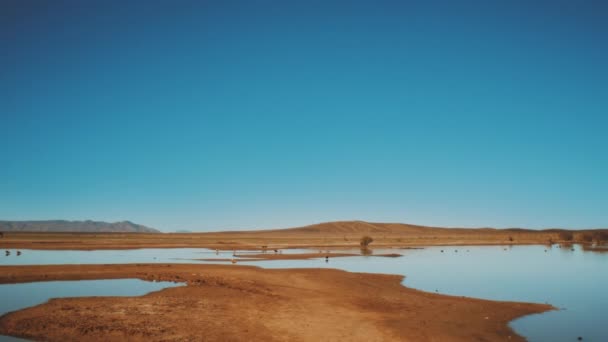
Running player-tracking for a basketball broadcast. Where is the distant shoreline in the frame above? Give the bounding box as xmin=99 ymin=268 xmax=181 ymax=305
xmin=1 ymin=220 xmax=605 ymax=251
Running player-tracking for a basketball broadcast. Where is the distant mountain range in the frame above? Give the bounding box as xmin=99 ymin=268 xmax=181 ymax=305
xmin=0 ymin=220 xmax=160 ymax=233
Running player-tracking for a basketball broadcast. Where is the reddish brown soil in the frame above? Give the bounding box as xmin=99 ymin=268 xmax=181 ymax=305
xmin=0 ymin=264 xmax=552 ymax=341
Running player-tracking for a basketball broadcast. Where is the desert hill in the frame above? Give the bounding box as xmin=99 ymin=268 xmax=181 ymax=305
xmin=241 ymin=220 xmax=511 ymax=235
xmin=267 ymin=221 xmax=433 ymax=234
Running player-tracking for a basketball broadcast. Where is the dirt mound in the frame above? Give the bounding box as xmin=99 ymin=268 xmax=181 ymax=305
xmin=263 ymin=221 xmax=437 ymax=234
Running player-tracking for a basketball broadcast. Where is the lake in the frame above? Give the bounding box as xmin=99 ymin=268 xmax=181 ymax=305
xmin=1 ymin=245 xmax=606 ymax=341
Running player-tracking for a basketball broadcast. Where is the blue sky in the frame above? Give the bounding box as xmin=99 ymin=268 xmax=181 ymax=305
xmin=1 ymin=1 xmax=607 ymax=231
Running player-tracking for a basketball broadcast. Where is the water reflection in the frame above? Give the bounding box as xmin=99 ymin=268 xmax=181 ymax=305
xmin=580 ymin=244 xmax=608 ymax=254
xmin=360 ymin=248 xmax=373 ymax=256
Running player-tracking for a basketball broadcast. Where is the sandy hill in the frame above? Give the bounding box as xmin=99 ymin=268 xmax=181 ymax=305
xmin=240 ymin=220 xmax=492 ymax=235
xmin=246 ymin=221 xmax=607 ymax=237
xmin=0 ymin=220 xmax=160 ymax=233
xmin=275 ymin=221 xmax=432 ymax=234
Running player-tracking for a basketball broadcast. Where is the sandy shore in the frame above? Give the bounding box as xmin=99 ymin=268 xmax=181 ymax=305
xmin=0 ymin=264 xmax=552 ymax=341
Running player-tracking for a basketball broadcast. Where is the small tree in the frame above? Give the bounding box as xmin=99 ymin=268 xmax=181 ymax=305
xmin=360 ymin=235 xmax=373 ymax=248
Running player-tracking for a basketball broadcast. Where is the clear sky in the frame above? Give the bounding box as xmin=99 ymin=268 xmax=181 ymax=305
xmin=1 ymin=1 xmax=607 ymax=231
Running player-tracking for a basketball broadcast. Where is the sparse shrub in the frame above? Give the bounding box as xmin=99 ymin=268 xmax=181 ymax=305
xmin=559 ymin=231 xmax=574 ymax=241
xmin=360 ymin=235 xmax=373 ymax=248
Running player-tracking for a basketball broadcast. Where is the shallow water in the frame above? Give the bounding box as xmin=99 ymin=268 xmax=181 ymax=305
xmin=1 ymin=245 xmax=606 ymax=341
xmin=237 ymin=245 xmax=608 ymax=342
xmin=0 ymin=248 xmax=220 ymax=265
xmin=0 ymin=248 xmax=312 ymax=265
xmin=0 ymin=279 xmax=183 ymax=341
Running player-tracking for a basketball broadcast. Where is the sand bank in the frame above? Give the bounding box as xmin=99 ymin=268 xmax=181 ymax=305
xmin=0 ymin=264 xmax=552 ymax=341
